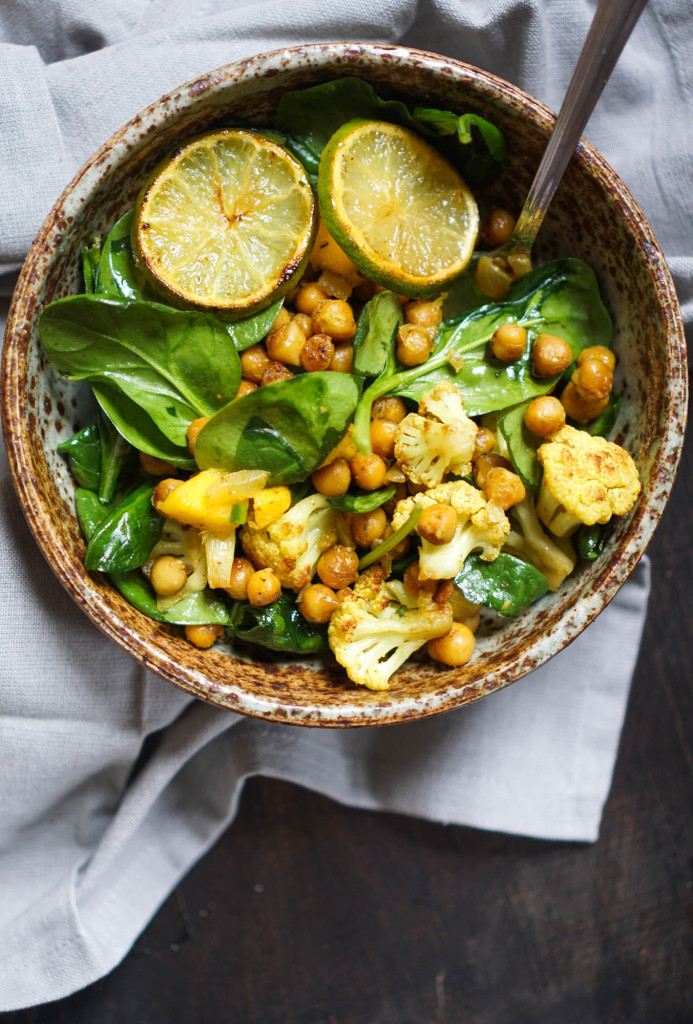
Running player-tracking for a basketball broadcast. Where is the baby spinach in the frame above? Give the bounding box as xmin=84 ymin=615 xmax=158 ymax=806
xmin=96 ymin=210 xmax=154 ymax=300
xmin=412 ymin=108 xmax=507 ymax=185
xmin=39 ymin=295 xmax=242 ymax=454
xmin=328 ymin=485 xmax=396 ymax=513
xmin=230 ymin=593 xmax=328 ymax=654
xmin=93 ymin=384 xmax=195 ymax=469
xmin=81 ymin=239 xmax=102 ymax=294
xmin=577 ymin=523 xmax=609 ymax=561
xmin=499 ymin=402 xmax=542 ymax=493
xmin=226 ymin=299 xmax=284 ymax=352
xmin=454 ymin=552 xmax=549 ymax=616
xmin=353 ymin=290 xmax=402 ymax=378
xmin=194 ymin=372 xmax=360 ymax=485
xmin=97 ymin=409 xmax=136 ymax=503
xmin=58 ymin=424 xmax=101 ymax=491
xmin=84 ymin=482 xmax=163 ymax=573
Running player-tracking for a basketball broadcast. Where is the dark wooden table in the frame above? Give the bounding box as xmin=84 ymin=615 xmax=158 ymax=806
xmin=4 ymin=432 xmax=691 ymax=1024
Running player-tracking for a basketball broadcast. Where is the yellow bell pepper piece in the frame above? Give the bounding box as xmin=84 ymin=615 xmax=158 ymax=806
xmin=154 ymin=469 xmax=269 ymax=536
xmin=251 ymin=486 xmax=292 ymax=529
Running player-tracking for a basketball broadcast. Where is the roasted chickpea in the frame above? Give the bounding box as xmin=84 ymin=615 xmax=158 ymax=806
xmin=372 ymin=396 xmax=407 ymax=423
xmin=396 ymin=323 xmax=433 ymax=366
xmin=483 ymin=467 xmax=526 ymax=510
xmin=150 ymin=555 xmax=188 ymax=596
xmin=473 ymin=452 xmax=512 ymax=488
xmin=351 ymin=508 xmax=387 ymax=547
xmin=330 ymin=343 xmax=354 ymax=373
xmin=531 ymin=333 xmax=573 ymax=378
xmin=236 ymin=379 xmax=258 ymax=398
xmin=240 ymin=344 xmax=271 ymax=384
xmin=404 ymin=300 xmax=443 ymax=329
xmin=524 ymin=396 xmax=566 ymax=437
xmin=350 ymin=452 xmax=388 ymax=491
xmin=271 ymin=306 xmax=291 ymax=330
xmin=265 ymin=322 xmax=306 ymax=366
xmin=139 ymin=452 xmax=178 ymax=476
xmin=577 ymin=345 xmax=615 ymax=371
xmin=491 ymin=323 xmax=527 ymax=362
xmin=299 ymin=583 xmax=339 ymax=623
xmin=417 ymin=504 xmax=458 ymax=546
xmin=473 ymin=427 xmax=496 ymax=458
xmin=153 ymin=477 xmax=183 ymax=505
xmin=292 ymin=312 xmax=314 ymax=338
xmin=301 ymin=333 xmax=335 ymax=372
xmin=261 ymin=361 xmax=293 ymax=385
xmin=480 ymin=207 xmax=516 ymax=248
xmin=247 ymin=568 xmax=282 ymax=606
xmin=186 ymin=416 xmax=211 ymax=455
xmin=224 ymin=558 xmax=255 ymax=601
xmin=370 ymin=419 xmax=398 ymax=459
xmin=427 ymin=622 xmax=475 ymax=666
xmin=295 ymin=282 xmax=329 ymax=316
xmin=572 ymin=357 xmax=613 ymax=401
xmin=311 ymin=457 xmax=351 ymax=497
xmin=317 ymin=545 xmax=360 ymax=589
xmin=312 ymin=299 xmax=357 ymax=342
xmin=561 ymin=381 xmax=609 ymax=424
xmin=185 ymin=623 xmax=224 ymax=649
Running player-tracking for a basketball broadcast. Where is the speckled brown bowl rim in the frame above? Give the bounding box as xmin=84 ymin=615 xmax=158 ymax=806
xmin=2 ymin=43 xmax=688 ymax=727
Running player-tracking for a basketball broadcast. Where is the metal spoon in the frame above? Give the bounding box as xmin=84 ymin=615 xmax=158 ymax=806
xmin=478 ymin=0 xmax=650 ymax=296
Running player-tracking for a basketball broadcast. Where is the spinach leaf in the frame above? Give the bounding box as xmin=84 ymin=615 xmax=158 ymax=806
xmin=499 ymin=402 xmax=542 ymax=493
xmin=157 ymin=589 xmax=231 ymax=626
xmin=58 ymin=424 xmax=101 ymax=491
xmin=195 ymin=372 xmax=361 ymax=485
xmin=97 ymin=408 xmax=135 ymax=503
xmin=328 ymin=485 xmax=396 ymax=513
xmin=84 ymin=482 xmax=163 ymax=572
xmin=230 ymin=592 xmax=328 ymax=654
xmin=81 ymin=239 xmax=102 ymax=294
xmin=588 ymin=393 xmax=621 ymax=438
xmin=75 ymin=486 xmax=111 ymax=540
xmin=275 ymin=77 xmax=506 ymax=186
xmin=39 ymin=295 xmax=242 ymax=450
xmin=454 ymin=552 xmax=549 ymax=616
xmin=226 ymin=299 xmax=284 ymax=352
xmin=353 ymin=290 xmax=402 ymax=378
xmin=96 ymin=210 xmax=154 ymax=300
xmin=577 ymin=523 xmax=609 ymax=561
xmin=93 ymin=384 xmax=195 ymax=469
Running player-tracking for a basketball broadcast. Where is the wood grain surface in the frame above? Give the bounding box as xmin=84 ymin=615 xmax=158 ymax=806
xmin=4 ymin=432 xmax=691 ymax=1024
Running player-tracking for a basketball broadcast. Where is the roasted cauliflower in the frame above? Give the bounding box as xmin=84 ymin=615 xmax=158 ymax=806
xmin=144 ymin=519 xmax=207 ymax=611
xmin=536 ymin=425 xmax=641 ymax=536
xmin=394 ymin=382 xmax=478 ymax=486
xmin=391 ymin=480 xmax=510 ymax=581
xmin=328 ymin=567 xmax=453 ymax=690
xmin=503 ymin=496 xmax=576 ymax=591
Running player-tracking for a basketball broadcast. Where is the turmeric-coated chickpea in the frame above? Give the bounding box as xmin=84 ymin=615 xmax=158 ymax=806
xmin=265 ymin=321 xmax=307 ymax=367
xmin=531 ymin=333 xmax=573 ymax=378
xmin=350 ymin=452 xmax=388 ymax=491
xmin=572 ymin=357 xmax=613 ymax=401
xmin=261 ymin=361 xmax=293 ymax=386
xmin=187 ymin=416 xmax=211 ymax=455
xmin=153 ymin=477 xmax=183 ymax=505
xmin=404 ymin=300 xmax=443 ymax=329
xmin=577 ymin=345 xmax=615 ymax=371
xmin=139 ymin=452 xmax=178 ymax=477
xmin=271 ymin=306 xmax=291 ymax=330
xmin=473 ymin=453 xmax=512 ymax=488
xmin=396 ymin=323 xmax=433 ymax=366
xmin=372 ymin=396 xmax=407 ymax=423
xmin=483 ymin=467 xmax=526 ymax=510
xmin=312 ymin=299 xmax=357 ymax=342
xmin=427 ymin=622 xmax=476 ymax=666
xmin=150 ymin=555 xmax=188 ymax=596
xmin=240 ymin=344 xmax=271 ymax=384
xmin=480 ymin=207 xmax=516 ymax=248
xmin=295 ymin=282 xmax=329 ymax=316
xmin=292 ymin=312 xmax=314 ymax=338
xmin=247 ymin=568 xmax=282 ymax=607
xmin=491 ymin=323 xmax=527 ymax=362
xmin=317 ymin=545 xmax=360 ymax=589
xmin=370 ymin=418 xmax=398 ymax=459
xmin=417 ymin=504 xmax=458 ymax=546
xmin=561 ymin=381 xmax=609 ymax=424
xmin=311 ymin=457 xmax=351 ymax=497
xmin=224 ymin=558 xmax=255 ymax=601
xmin=236 ymin=379 xmax=258 ymax=399
xmin=301 ymin=333 xmax=335 ymax=372
xmin=351 ymin=508 xmax=387 ymax=547
xmin=524 ymin=396 xmax=566 ymax=437
xmin=473 ymin=427 xmax=496 ymax=458
xmin=330 ymin=343 xmax=354 ymax=373
xmin=299 ymin=583 xmax=339 ymax=623
xmin=185 ymin=623 xmax=224 ymax=649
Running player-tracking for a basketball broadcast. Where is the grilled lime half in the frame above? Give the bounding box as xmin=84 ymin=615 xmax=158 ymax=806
xmin=318 ymin=119 xmax=479 ymax=298
xmin=133 ymin=129 xmax=317 ymax=317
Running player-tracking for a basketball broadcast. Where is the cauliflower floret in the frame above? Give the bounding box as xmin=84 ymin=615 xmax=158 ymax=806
xmin=394 ymin=382 xmax=478 ymax=486
xmin=391 ymin=480 xmax=510 ymax=581
xmin=144 ymin=519 xmax=207 ymax=611
xmin=241 ymin=493 xmax=340 ymax=591
xmin=328 ymin=567 xmax=453 ymax=690
xmin=503 ymin=496 xmax=576 ymax=591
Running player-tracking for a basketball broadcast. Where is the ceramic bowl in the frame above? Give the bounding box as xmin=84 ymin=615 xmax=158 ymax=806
xmin=2 ymin=43 xmax=687 ymax=726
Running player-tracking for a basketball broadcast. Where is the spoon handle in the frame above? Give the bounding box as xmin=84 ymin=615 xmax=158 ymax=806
xmin=513 ymin=0 xmax=649 ymax=247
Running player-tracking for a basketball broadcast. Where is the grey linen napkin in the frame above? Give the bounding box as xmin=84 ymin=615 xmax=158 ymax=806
xmin=2 ymin=0 xmax=690 ymax=1009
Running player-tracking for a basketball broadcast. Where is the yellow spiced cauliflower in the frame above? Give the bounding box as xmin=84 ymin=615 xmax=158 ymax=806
xmin=394 ymin=382 xmax=478 ymax=486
